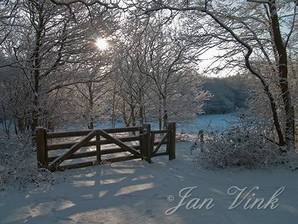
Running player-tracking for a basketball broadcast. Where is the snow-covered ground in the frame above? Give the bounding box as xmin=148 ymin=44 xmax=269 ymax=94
xmin=1 ymin=141 xmax=298 ymax=224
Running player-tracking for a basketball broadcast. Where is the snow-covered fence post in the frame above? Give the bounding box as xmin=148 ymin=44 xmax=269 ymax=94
xmin=141 ymin=124 xmax=151 ymax=163
xmin=167 ymin=122 xmax=176 ymax=160
xmin=36 ymin=127 xmax=48 ymax=168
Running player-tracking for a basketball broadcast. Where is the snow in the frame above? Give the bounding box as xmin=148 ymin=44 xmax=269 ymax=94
xmin=1 ymin=142 xmax=298 ymax=224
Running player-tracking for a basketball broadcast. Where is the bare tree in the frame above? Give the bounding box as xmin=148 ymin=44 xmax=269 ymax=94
xmin=111 ymin=15 xmax=209 ymax=128
xmin=142 ymin=0 xmax=297 ymax=150
xmin=0 ymin=0 xmax=116 ymax=132
xmin=0 ymin=0 xmax=18 ymax=45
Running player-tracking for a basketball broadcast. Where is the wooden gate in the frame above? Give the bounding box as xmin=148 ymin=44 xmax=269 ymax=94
xmin=36 ymin=123 xmax=176 ymax=171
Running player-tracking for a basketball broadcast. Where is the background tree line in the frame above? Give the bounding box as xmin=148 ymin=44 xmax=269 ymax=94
xmin=0 ymin=0 xmax=297 ymax=152
xmin=202 ymin=75 xmax=250 ymax=114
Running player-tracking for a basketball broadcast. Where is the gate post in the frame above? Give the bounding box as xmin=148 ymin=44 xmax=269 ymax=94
xmin=36 ymin=127 xmax=48 ymax=168
xmin=141 ymin=124 xmax=151 ymax=163
xmin=96 ymin=131 xmax=101 ymax=164
xmin=167 ymin=122 xmax=176 ymax=160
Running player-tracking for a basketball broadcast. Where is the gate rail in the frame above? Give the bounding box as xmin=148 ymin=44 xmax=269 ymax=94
xmin=36 ymin=123 xmax=176 ymax=171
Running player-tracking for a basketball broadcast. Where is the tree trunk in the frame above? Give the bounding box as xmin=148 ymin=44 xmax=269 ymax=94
xmin=130 ymin=104 xmax=136 ymax=127
xmin=162 ymin=96 xmax=168 ymax=129
xmin=17 ymin=117 xmax=25 ymax=133
xmin=122 ymin=102 xmax=130 ymax=127
xmin=138 ymin=92 xmax=144 ymax=126
xmin=88 ymin=83 xmax=94 ymax=129
xmin=111 ymin=87 xmax=117 ymax=128
xmin=269 ymin=1 xmax=295 ymax=150
xmin=31 ymin=4 xmax=44 ymax=133
xmin=139 ymin=105 xmax=144 ymax=126
xmin=158 ymin=97 xmax=162 ymax=130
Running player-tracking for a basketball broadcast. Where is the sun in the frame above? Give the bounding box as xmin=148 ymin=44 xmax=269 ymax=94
xmin=95 ymin=37 xmax=109 ymax=50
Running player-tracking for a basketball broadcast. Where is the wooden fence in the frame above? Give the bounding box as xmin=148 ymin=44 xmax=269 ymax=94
xmin=36 ymin=123 xmax=176 ymax=171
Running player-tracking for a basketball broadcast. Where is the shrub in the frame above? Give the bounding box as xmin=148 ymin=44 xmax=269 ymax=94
xmin=194 ymin=115 xmax=289 ymax=169
xmin=0 ymin=133 xmax=55 ymax=190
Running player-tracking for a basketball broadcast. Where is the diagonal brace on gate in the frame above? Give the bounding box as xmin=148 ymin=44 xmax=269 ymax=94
xmin=49 ymin=130 xmax=97 ymax=171
xmin=152 ymin=133 xmax=168 ymax=155
xmin=97 ymin=129 xmax=141 ymax=157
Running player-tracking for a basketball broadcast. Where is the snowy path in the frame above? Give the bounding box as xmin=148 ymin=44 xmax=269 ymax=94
xmin=1 ymin=142 xmax=298 ymax=224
